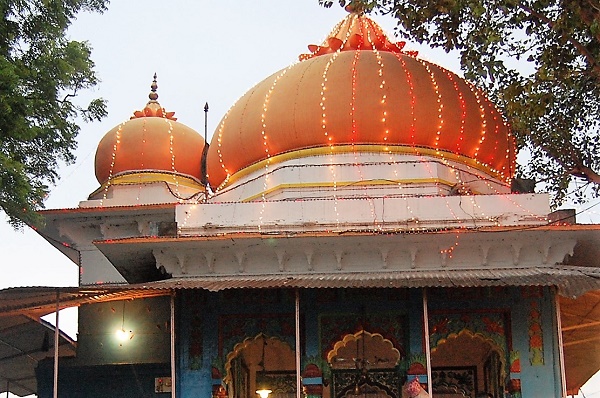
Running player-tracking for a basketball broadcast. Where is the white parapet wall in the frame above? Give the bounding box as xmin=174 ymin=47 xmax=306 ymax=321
xmin=177 ymin=193 xmax=549 ymax=235
xmin=212 ymin=152 xmax=512 ymax=203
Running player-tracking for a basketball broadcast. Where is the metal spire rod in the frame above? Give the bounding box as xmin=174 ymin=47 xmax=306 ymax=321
xmin=204 ymin=102 xmax=209 ymax=142
xmin=201 ymin=103 xmax=210 ymax=189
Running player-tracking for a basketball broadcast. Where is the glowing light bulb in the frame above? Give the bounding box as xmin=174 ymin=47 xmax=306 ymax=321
xmin=116 ymin=328 xmax=131 ymax=341
xmin=256 ymin=389 xmax=272 ymax=398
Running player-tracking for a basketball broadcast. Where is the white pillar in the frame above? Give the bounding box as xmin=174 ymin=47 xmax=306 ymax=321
xmin=555 ymin=289 xmax=567 ymax=397
xmin=422 ymin=288 xmax=432 ymax=397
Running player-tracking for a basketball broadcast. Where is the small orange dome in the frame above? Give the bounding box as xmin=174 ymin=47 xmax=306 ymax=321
xmin=95 ymin=76 xmax=205 ymax=185
xmin=207 ymin=13 xmax=515 ymax=189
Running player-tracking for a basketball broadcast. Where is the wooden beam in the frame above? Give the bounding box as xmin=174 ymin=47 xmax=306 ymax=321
xmin=562 ymin=319 xmax=600 ymax=332
xmin=563 ymin=335 xmax=600 ymax=347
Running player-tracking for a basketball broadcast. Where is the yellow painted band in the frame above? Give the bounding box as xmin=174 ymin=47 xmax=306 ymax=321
xmin=219 ymin=145 xmax=509 ymax=189
xmin=241 ymin=178 xmax=467 ymax=202
xmin=91 ymin=172 xmax=204 ymax=197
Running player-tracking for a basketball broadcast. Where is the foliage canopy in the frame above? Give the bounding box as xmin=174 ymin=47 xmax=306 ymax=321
xmin=323 ymin=0 xmax=600 ymax=206
xmin=0 ymin=0 xmax=108 ymax=228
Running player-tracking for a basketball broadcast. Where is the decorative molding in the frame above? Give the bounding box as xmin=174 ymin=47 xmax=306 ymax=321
xmin=176 ymin=253 xmax=187 ymax=274
xmin=235 ymin=251 xmax=245 ymax=273
xmin=99 ymin=223 xmax=112 ymax=239
xmin=335 ymin=250 xmax=343 ymax=271
xmin=480 ymin=244 xmax=491 ymax=266
xmin=204 ymin=252 xmax=215 ymax=273
xmin=153 ymin=249 xmax=175 ymax=275
xmin=440 ymin=250 xmax=448 ymax=267
xmin=511 ymin=243 xmax=522 ymax=265
xmin=541 ymin=242 xmax=551 ymax=264
xmin=275 ymin=249 xmax=287 ymax=272
xmin=136 ymin=218 xmax=152 ymax=236
xmin=219 ymin=314 xmax=296 ymax=356
xmin=380 ymin=247 xmax=389 ymax=269
xmin=140 ymin=234 xmax=577 ymax=279
xmin=305 ymin=248 xmax=315 ymax=271
xmin=410 ymin=247 xmax=418 ymax=269
xmin=56 ymin=222 xmax=97 ymax=247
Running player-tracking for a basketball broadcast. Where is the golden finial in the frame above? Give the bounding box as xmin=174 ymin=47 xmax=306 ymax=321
xmin=149 ymin=73 xmax=158 ymax=101
xmin=130 ymin=73 xmax=177 ymax=120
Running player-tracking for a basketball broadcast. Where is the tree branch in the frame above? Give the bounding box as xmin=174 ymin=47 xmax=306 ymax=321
xmin=570 ymin=165 xmax=600 ymax=184
xmin=529 ymin=132 xmax=600 ymax=185
xmin=60 ymin=92 xmax=75 ymax=103
xmin=518 ymin=3 xmax=599 ymax=72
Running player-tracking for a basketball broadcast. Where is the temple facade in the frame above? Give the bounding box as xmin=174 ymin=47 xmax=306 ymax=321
xmin=27 ymin=9 xmax=600 ymax=398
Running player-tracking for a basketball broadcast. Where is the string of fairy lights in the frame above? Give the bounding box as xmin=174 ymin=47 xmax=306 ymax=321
xmin=205 ymin=12 xmax=536 ymax=236
xmin=393 ymin=48 xmax=418 ymax=228
xmin=257 ymin=67 xmax=291 ymax=232
xmin=99 ymin=11 xmax=559 ymax=244
xmin=321 ymin=17 xmax=353 ymax=229
xmin=136 ymin=118 xmax=147 ymax=203
xmin=445 ymin=69 xmax=467 ymax=155
xmin=209 ymin=12 xmax=514 ymax=189
xmin=100 ymin=122 xmax=124 ymax=207
xmin=348 ymin=21 xmax=380 ymax=229
xmin=165 ymin=117 xmax=181 ymax=199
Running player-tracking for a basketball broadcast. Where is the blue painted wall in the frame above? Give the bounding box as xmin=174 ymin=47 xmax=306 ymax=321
xmin=35 ymin=286 xmax=563 ymax=397
xmin=176 ymin=287 xmax=562 ymax=398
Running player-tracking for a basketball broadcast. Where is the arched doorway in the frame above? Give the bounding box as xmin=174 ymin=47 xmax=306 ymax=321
xmin=224 ymin=334 xmax=296 ymax=398
xmin=327 ymin=331 xmax=402 ymax=398
xmin=430 ymin=331 xmax=506 ymax=398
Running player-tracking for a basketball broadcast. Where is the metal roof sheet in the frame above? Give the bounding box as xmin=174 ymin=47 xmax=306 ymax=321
xmin=0 ymin=315 xmax=75 ymax=397
xmin=2 ymin=265 xmax=599 ymax=315
xmin=0 ymin=287 xmax=168 ymax=318
xmin=125 ymin=266 xmax=600 ymax=297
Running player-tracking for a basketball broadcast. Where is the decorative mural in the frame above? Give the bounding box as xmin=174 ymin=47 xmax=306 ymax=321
xmin=528 ymin=300 xmax=544 ymax=365
xmin=319 ymin=312 xmax=407 ymax=358
xmin=259 ymin=371 xmax=296 ymax=395
xmin=429 ymin=310 xmax=510 ymax=356
xmin=219 ymin=314 xmax=296 ymax=356
xmin=404 ymin=353 xmax=427 ymax=376
xmin=431 ymin=366 xmax=477 ymax=398
xmin=332 ymin=369 xmax=402 ymax=398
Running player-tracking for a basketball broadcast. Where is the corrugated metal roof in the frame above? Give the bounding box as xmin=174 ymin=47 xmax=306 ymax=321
xmin=0 ymin=287 xmax=169 ymax=318
xmin=2 ymin=266 xmax=598 ymax=315
xmin=0 ymin=315 xmax=75 ymax=397
xmin=125 ymin=265 xmax=600 ymax=297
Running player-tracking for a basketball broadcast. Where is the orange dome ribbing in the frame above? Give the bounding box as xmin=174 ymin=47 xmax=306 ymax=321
xmin=207 ymin=13 xmax=515 ymax=189
xmin=95 ymin=76 xmax=205 ymax=185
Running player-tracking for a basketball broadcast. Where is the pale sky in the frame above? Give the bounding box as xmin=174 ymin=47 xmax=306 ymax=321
xmin=0 ymin=1 xmax=464 ymax=291
xmin=1 ymin=2 xmax=599 ymax=397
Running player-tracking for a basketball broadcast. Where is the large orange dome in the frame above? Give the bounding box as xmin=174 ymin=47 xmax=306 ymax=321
xmin=207 ymin=12 xmax=515 ymax=189
xmin=95 ymin=77 xmax=205 ymax=185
